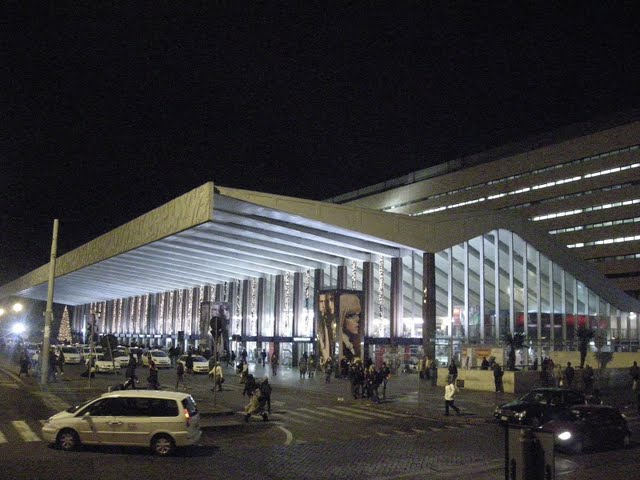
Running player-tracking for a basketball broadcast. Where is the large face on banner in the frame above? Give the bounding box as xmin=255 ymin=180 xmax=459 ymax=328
xmin=211 ymin=302 xmax=231 ymax=353
xmin=338 ymin=293 xmax=363 ymax=362
xmin=317 ymin=292 xmax=336 ymax=362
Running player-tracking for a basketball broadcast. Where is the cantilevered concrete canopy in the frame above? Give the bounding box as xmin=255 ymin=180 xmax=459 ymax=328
xmin=1 ymin=182 xmax=639 ymax=313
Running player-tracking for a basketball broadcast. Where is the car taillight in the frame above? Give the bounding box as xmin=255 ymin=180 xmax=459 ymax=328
xmin=184 ymin=408 xmax=190 ymax=426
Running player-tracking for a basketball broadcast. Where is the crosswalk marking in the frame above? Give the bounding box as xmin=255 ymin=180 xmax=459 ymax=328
xmin=317 ymin=407 xmax=371 ymax=420
xmin=11 ymin=421 xmax=41 ymax=442
xmin=298 ymin=408 xmax=336 ymax=420
xmin=0 ymin=430 xmax=7 ymax=444
xmin=412 ymin=428 xmax=426 ymax=434
xmin=393 ymin=430 xmax=410 ymax=435
xmin=283 ymin=411 xmax=313 ymax=425
xmin=376 ymin=432 xmax=390 ymax=436
xmin=430 ymin=427 xmax=443 ymax=432
xmin=336 ymin=406 xmax=396 ymax=419
xmin=355 ymin=404 xmax=414 ymax=418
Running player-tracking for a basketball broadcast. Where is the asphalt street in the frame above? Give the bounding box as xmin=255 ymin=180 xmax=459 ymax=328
xmin=1 ymin=355 xmax=640 ymax=479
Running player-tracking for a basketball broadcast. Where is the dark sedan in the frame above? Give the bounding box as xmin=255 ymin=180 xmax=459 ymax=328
xmin=494 ymin=388 xmax=586 ymax=427
xmin=541 ymin=405 xmax=631 ymax=453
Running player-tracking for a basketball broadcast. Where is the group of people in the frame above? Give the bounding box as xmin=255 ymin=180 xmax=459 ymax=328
xmin=17 ymin=346 xmax=65 ymax=382
xmin=347 ymin=359 xmax=391 ymax=403
xmin=297 ymin=352 xmax=317 ymax=379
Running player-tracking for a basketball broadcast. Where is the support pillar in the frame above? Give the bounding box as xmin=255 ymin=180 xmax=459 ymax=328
xmin=390 ymin=257 xmax=402 ymax=342
xmin=362 ymin=261 xmax=375 ymax=360
xmin=337 ymin=265 xmax=348 ymax=290
xmin=423 ymin=253 xmax=436 ymax=360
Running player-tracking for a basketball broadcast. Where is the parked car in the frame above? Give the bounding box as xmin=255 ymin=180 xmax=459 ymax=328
xmin=81 ymin=346 xmax=103 ymax=360
xmin=112 ymin=349 xmax=130 ymax=368
xmin=494 ymin=388 xmax=587 ymax=427
xmin=42 ymin=390 xmax=201 ymax=456
xmin=85 ymin=353 xmax=119 ymax=373
xmin=142 ymin=350 xmax=172 ymax=368
xmin=177 ymin=355 xmax=209 ymax=374
xmin=541 ymin=405 xmax=631 ymax=453
xmin=58 ymin=346 xmax=82 ymax=364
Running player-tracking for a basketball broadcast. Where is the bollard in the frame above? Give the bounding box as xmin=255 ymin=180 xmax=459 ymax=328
xmin=508 ymin=427 xmax=546 ymax=480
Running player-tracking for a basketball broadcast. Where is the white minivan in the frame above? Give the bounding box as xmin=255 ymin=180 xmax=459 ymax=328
xmin=42 ymin=390 xmax=201 ymax=456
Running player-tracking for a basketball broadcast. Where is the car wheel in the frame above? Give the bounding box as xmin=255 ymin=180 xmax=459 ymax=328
xmin=151 ymin=433 xmax=175 ymax=456
xmin=56 ymin=429 xmax=80 ymax=451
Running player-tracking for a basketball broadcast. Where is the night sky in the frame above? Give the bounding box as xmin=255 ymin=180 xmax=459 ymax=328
xmin=2 ymin=4 xmax=639 ymax=286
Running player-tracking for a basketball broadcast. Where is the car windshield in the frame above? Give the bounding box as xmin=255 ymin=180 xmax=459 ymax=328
xmin=114 ymin=350 xmax=127 ymax=356
xmin=61 ymin=347 xmax=78 ymax=354
xmin=66 ymin=398 xmax=93 ymax=414
xmin=152 ymin=351 xmax=168 ymax=357
xmin=193 ymin=356 xmax=207 ymax=362
xmin=520 ymin=391 xmax=549 ymax=403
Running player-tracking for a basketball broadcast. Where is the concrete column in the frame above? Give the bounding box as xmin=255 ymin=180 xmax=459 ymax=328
xmin=274 ymin=274 xmax=283 ymax=337
xmin=257 ymin=277 xmax=265 ymax=337
xmin=293 ymin=272 xmax=304 ymax=336
xmin=390 ymin=257 xmax=402 ymax=342
xmin=423 ymin=253 xmax=436 ymax=360
xmin=242 ymin=280 xmax=250 ymax=337
xmin=337 ymin=265 xmax=348 ymax=290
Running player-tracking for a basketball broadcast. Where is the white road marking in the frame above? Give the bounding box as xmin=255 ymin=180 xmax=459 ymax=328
xmin=281 ymin=411 xmax=312 ymax=425
xmin=337 ymin=406 xmax=396 ymax=419
xmin=430 ymin=427 xmax=443 ymax=432
xmin=11 ymin=421 xmax=41 ymax=442
xmin=412 ymin=428 xmax=426 ymax=434
xmin=356 ymin=406 xmax=414 ymax=418
xmin=277 ymin=425 xmax=293 ymax=445
xmin=317 ymin=407 xmax=372 ymax=420
xmin=376 ymin=432 xmax=390 ymax=436
xmin=297 ymin=408 xmax=338 ymax=420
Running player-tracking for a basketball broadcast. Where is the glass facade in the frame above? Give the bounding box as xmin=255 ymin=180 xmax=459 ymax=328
xmin=72 ymin=229 xmax=638 ymax=355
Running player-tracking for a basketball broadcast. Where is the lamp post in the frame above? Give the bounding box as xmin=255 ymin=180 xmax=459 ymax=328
xmin=87 ymin=310 xmax=100 ymax=387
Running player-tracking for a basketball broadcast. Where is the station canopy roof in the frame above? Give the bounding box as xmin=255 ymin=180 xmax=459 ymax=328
xmin=1 ymin=182 xmax=639 ymax=312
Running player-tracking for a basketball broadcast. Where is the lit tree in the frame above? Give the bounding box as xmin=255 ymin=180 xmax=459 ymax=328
xmin=57 ymin=306 xmax=72 ymax=344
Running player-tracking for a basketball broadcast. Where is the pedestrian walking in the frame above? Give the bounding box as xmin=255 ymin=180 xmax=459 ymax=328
xmin=175 ymin=361 xmax=187 ymax=390
xmin=448 ymin=360 xmax=458 ymax=384
xmin=271 ymin=352 xmax=279 ymax=376
xmin=242 ymin=373 xmax=258 ymax=398
xmin=124 ymin=354 xmax=137 ymax=389
xmin=324 ymin=356 xmax=333 ymax=384
xmin=260 ymin=349 xmax=267 ymax=366
xmin=299 ymin=357 xmax=307 ymax=379
xmin=260 ymin=377 xmax=272 ymax=414
xmin=17 ymin=350 xmax=30 ymax=377
xmin=48 ymin=349 xmax=57 ymax=382
xmin=493 ymin=363 xmax=504 ymax=393
xmin=381 ymin=361 xmax=391 ymax=399
xmin=564 ymin=362 xmax=575 ymax=389
xmin=444 ymin=378 xmax=461 ymax=416
xmin=147 ymin=359 xmax=159 ymax=389
xmin=185 ymin=351 xmax=194 ymax=375
xmin=56 ymin=349 xmax=65 ymax=374
xmin=308 ymin=353 xmax=316 ymax=378
xmin=583 ymin=363 xmax=595 ymax=393
xmin=209 ymin=361 xmax=224 ymax=391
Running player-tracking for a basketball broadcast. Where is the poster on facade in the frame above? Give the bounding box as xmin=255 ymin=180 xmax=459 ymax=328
xmin=317 ymin=290 xmax=337 ymax=363
xmin=317 ymin=289 xmax=364 ymax=364
xmin=200 ymin=301 xmax=231 ymax=355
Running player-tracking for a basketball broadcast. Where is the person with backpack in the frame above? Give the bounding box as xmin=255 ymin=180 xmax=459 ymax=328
xmin=209 ymin=361 xmax=224 ymax=391
xmin=381 ymin=361 xmax=391 ymax=399
xmin=260 ymin=377 xmax=272 ymax=414
xmin=175 ymin=361 xmax=186 ymax=391
xmin=242 ymin=374 xmax=258 ymax=398
xmin=147 ymin=359 xmax=160 ymax=390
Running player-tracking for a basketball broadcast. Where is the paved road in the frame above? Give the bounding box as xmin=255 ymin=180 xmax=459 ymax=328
xmin=1 ymin=354 xmax=640 ymax=479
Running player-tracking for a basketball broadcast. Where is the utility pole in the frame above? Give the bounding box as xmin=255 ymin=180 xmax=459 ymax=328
xmin=41 ymin=219 xmax=59 ymax=385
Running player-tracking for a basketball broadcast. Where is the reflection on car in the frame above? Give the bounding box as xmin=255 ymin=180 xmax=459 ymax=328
xmin=494 ymin=388 xmax=586 ymax=427
xmin=541 ymin=405 xmax=631 ymax=453
xmin=142 ymin=350 xmax=172 ymax=368
xmin=42 ymin=390 xmax=201 ymax=456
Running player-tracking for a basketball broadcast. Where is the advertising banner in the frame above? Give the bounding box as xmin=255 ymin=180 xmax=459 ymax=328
xmin=317 ymin=289 xmax=364 ymax=364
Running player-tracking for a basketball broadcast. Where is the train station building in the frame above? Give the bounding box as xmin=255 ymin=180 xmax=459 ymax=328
xmin=2 ymin=115 xmax=640 ymax=368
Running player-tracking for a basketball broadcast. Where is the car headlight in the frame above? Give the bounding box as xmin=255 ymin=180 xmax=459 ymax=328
xmin=515 ymin=411 xmax=527 ymax=419
xmin=557 ymin=431 xmax=572 ymax=441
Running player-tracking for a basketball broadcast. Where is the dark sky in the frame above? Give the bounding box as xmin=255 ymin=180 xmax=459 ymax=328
xmin=1 ymin=4 xmax=639 ymax=285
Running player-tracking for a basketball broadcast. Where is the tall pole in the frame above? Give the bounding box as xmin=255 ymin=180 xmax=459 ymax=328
xmin=41 ymin=219 xmax=59 ymax=385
